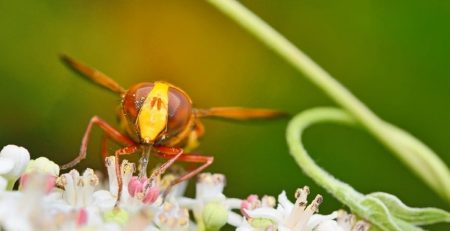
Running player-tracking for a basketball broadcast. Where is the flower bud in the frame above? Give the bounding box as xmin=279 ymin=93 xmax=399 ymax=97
xmin=143 ymin=186 xmax=160 ymax=204
xmin=202 ymin=202 xmax=228 ymax=231
xmin=24 ymin=157 xmax=60 ymax=176
xmin=103 ymin=208 xmax=129 ymax=225
xmin=19 ymin=157 xmax=60 ymax=192
xmin=128 ymin=176 xmax=146 ymax=197
xmin=0 ymin=145 xmax=30 ymax=185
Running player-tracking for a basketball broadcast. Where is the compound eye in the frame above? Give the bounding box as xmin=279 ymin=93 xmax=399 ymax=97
xmin=122 ymin=83 xmax=154 ymax=123
xmin=167 ymin=86 xmax=192 ymax=137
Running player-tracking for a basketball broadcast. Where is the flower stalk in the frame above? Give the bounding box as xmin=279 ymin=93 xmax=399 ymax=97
xmin=206 ymin=0 xmax=450 ymax=203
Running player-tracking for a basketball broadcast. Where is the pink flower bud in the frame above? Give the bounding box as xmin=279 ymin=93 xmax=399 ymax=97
xmin=240 ymin=194 xmax=260 ymax=218
xmin=128 ymin=176 xmax=147 ymax=197
xmin=76 ymin=208 xmax=88 ymax=226
xmin=246 ymin=195 xmax=259 ymax=203
xmin=143 ymin=186 xmax=160 ymax=204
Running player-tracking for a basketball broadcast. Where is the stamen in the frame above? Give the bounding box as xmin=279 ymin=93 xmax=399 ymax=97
xmin=121 ymin=160 xmax=135 ymax=200
xmin=292 ymin=194 xmax=323 ymax=231
xmin=337 ymin=210 xmax=356 ymax=230
xmin=105 ymin=156 xmax=118 ymax=195
xmin=285 ymin=186 xmax=310 ymax=228
xmin=57 ymin=169 xmax=99 ymax=207
xmin=81 ymin=168 xmax=98 ymax=206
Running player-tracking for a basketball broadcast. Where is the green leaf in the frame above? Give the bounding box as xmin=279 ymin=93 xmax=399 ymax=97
xmin=359 ymin=196 xmax=403 ymax=231
xmin=392 ymin=218 xmax=423 ymax=231
xmin=370 ymin=192 xmax=450 ymax=225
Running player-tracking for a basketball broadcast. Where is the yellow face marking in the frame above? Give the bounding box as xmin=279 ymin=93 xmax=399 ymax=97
xmin=137 ymin=82 xmax=169 ymax=143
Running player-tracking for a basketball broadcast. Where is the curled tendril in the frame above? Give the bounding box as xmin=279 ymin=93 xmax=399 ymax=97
xmin=286 ymin=107 xmax=450 ymax=230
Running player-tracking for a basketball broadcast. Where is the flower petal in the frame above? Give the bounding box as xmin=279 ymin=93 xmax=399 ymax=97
xmin=0 ymin=145 xmax=30 ymax=180
xmin=235 ymin=220 xmax=254 ymax=231
xmin=225 ymin=198 xmax=243 ymax=209
xmin=245 ymin=207 xmax=283 ymax=224
xmin=277 ymin=191 xmax=293 ymax=214
xmin=228 ymin=211 xmax=244 ymax=227
xmin=92 ymin=190 xmax=116 ymax=211
xmin=0 ymin=158 xmax=14 ymax=175
xmin=0 ymin=176 xmax=7 ymax=190
xmin=314 ymin=220 xmax=344 ymax=231
xmin=177 ymin=197 xmax=198 ymax=209
xmin=306 ymin=212 xmax=338 ymax=231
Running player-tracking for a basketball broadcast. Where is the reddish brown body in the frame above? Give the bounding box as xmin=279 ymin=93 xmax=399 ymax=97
xmin=59 ymin=55 xmax=285 ymax=203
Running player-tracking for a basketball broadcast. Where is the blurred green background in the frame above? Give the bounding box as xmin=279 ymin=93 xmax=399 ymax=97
xmin=1 ymin=0 xmax=449 ymax=229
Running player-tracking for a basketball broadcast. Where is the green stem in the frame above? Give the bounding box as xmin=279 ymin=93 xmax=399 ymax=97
xmin=206 ymin=0 xmax=450 ymax=203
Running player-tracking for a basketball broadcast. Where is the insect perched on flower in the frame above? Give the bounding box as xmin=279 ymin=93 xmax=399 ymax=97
xmin=59 ymin=55 xmax=285 ymax=202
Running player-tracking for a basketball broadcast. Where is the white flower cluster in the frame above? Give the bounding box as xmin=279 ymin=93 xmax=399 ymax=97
xmin=0 ymin=145 xmax=370 ymax=231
